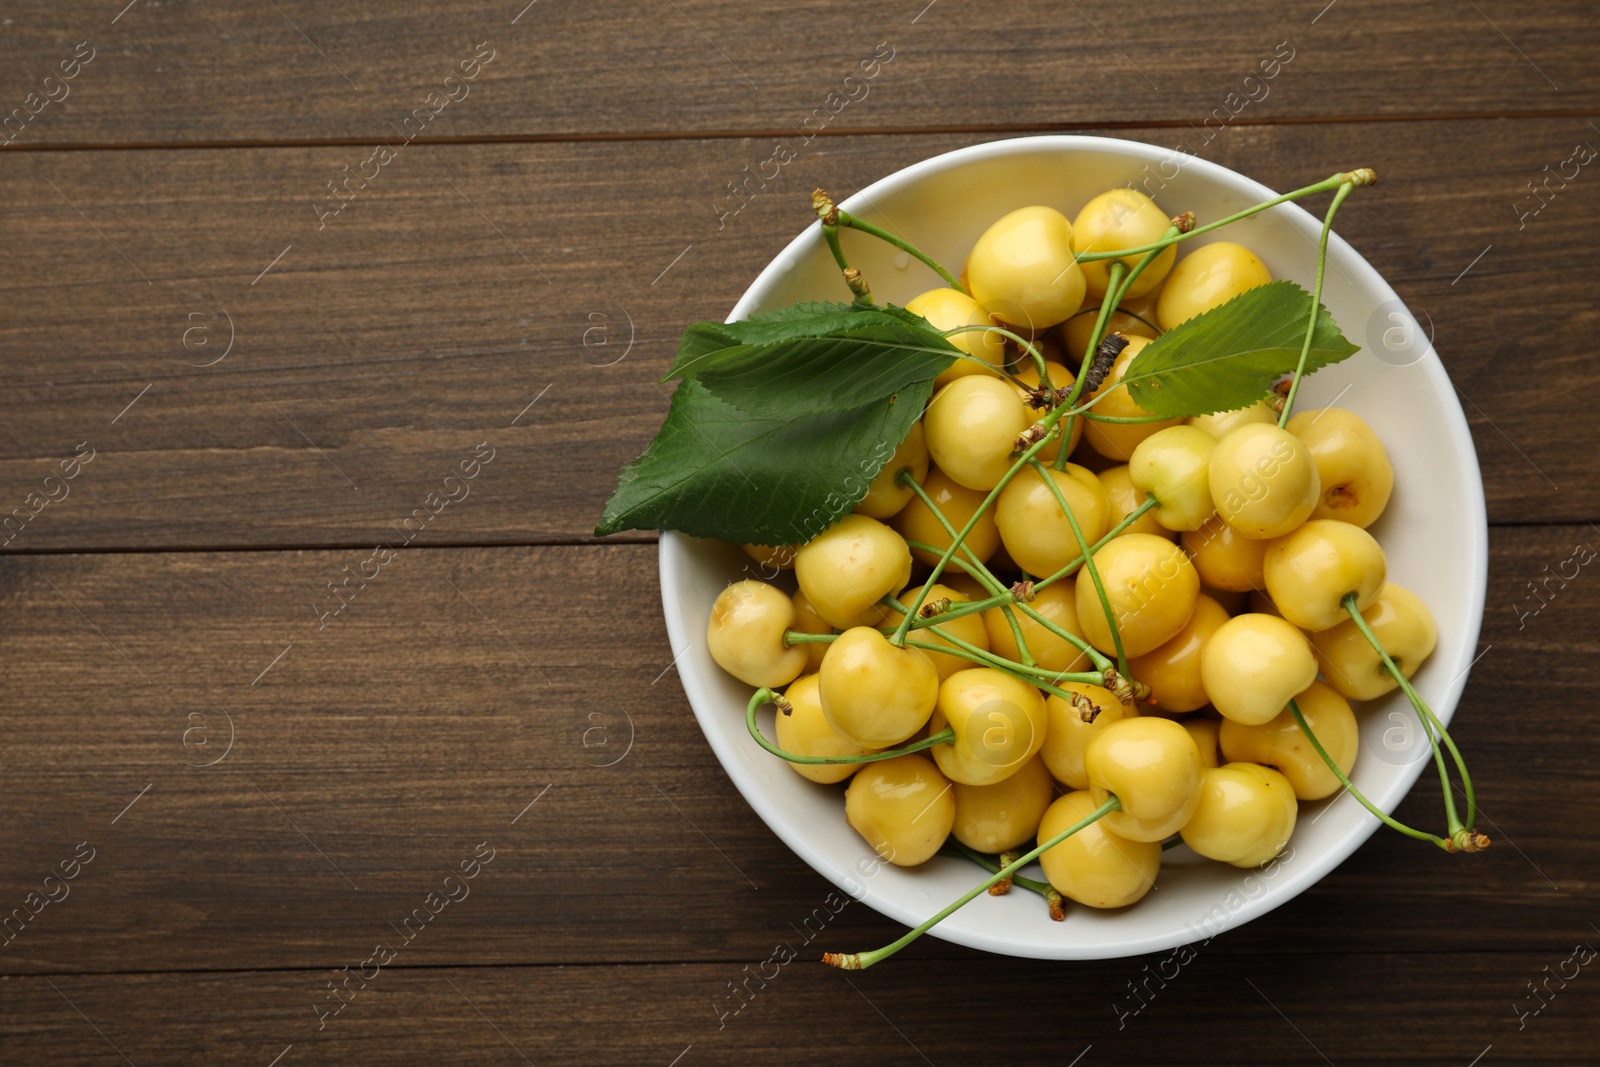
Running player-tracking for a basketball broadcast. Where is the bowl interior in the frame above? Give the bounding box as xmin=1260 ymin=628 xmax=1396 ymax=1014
xmin=660 ymin=135 xmax=1487 ymax=960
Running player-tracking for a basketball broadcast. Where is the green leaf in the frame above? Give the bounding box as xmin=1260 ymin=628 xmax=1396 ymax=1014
xmin=595 ymin=378 xmax=930 ymax=544
xmin=1121 ymin=280 xmax=1358 ymax=418
xmin=667 ymin=303 xmax=960 ymax=416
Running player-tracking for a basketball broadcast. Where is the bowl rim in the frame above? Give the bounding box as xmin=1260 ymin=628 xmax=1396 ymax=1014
xmin=658 ymin=133 xmax=1489 ymax=959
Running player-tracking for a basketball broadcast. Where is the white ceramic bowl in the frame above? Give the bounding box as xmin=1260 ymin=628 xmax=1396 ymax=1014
xmin=659 ymin=135 xmax=1487 ymax=960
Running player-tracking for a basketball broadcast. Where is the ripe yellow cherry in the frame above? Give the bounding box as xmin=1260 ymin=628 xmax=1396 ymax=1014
xmin=1182 ymin=515 xmax=1270 ymax=592
xmin=707 ymin=580 xmax=807 ymax=687
xmin=886 ymin=583 xmax=991 ymax=679
xmin=1200 ymin=613 xmax=1318 ymax=726
xmin=1100 ymin=464 xmax=1176 ymax=541
xmin=905 ymin=287 xmax=1008 ymax=388
xmin=775 ymin=673 xmax=875 ymax=784
xmin=741 ymin=542 xmax=796 ymax=571
xmin=1179 ymin=763 xmax=1298 ymax=868
xmin=924 ymin=375 xmax=1034 ymax=491
xmin=982 ymin=581 xmax=1091 ymax=675
xmin=1129 ymin=425 xmax=1218 ymax=531
xmin=951 ymin=755 xmax=1055 ymax=854
xmin=789 ymin=588 xmax=835 ymax=674
xmin=819 ymin=627 xmax=939 ymax=748
xmin=1060 ymin=307 xmax=1158 ymax=364
xmin=893 ymin=468 xmax=1002 ymax=575
xmin=796 ymin=513 xmax=913 ymax=629
xmin=1085 ymin=716 xmax=1204 ymax=842
xmin=853 ymin=421 xmax=930 ymax=520
xmin=1128 ymin=593 xmax=1231 ymax=713
xmin=1286 ymin=407 xmax=1395 ymax=529
xmin=1072 ymin=189 xmax=1178 ymax=299
xmin=1218 ymin=680 xmax=1357 ymax=801
xmin=1310 ymin=582 xmax=1437 ymax=701
xmin=1209 ymin=423 xmax=1321 ymax=539
xmin=995 ymin=463 xmax=1111 ymax=577
xmin=1183 ymin=717 xmax=1222 ymax=768
xmin=967 ymin=205 xmax=1087 ymax=330
xmin=1156 ymin=241 xmax=1273 ymax=329
xmin=1012 ymin=359 xmax=1083 ymax=460
xmin=1040 ymin=682 xmax=1133 ymax=790
xmin=1075 ymin=533 xmax=1200 ymax=657
xmin=927 ymin=668 xmax=1048 ymax=786
xmin=1037 ymin=790 xmax=1161 ymax=909
xmin=845 ymin=754 xmax=955 ymax=866
xmin=1188 ymin=400 xmax=1277 ymax=439
xmin=1082 ymin=335 xmax=1183 ymax=460
xmin=1263 ymin=519 xmax=1387 ymax=632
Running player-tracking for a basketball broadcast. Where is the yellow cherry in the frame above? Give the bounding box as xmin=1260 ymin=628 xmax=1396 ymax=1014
xmin=1156 ymin=241 xmax=1273 ymax=329
xmin=795 ymin=513 xmax=913 ymax=629
xmin=951 ymin=755 xmax=1055 ymax=854
xmin=982 ymin=581 xmax=1091 ymax=676
xmin=776 ymin=673 xmax=875 ymax=784
xmin=924 ymin=375 xmax=1034 ymax=492
xmin=1100 ymin=464 xmax=1177 ymax=541
xmin=1179 ymin=763 xmax=1298 ymax=868
xmin=886 ymin=583 xmax=992 ymax=679
xmin=1072 ymin=189 xmax=1179 ymax=299
xmin=926 ymin=668 xmax=1049 ymax=786
xmin=1128 ymin=593 xmax=1231 ymax=713
xmin=1218 ymin=680 xmax=1357 ymax=801
xmin=1040 ymin=682 xmax=1133 ymax=790
xmin=1060 ymin=307 xmax=1158 ymax=364
xmin=1263 ymin=519 xmax=1387 ymax=632
xmin=1085 ymin=716 xmax=1204 ymax=842
xmin=967 ymin=205 xmax=1087 ymax=330
xmin=819 ymin=627 xmax=939 ymax=748
xmin=893 ymin=468 xmax=1002 ymax=575
xmin=1182 ymin=515 xmax=1270 ymax=592
xmin=1075 ymin=533 xmax=1200 ymax=658
xmin=845 ymin=754 xmax=955 ymax=866
xmin=906 ymin=287 xmax=1007 ymax=388
xmin=1188 ymin=400 xmax=1277 ymax=439
xmin=1128 ymin=425 xmax=1218 ymax=532
xmin=1183 ymin=717 xmax=1222 ymax=768
xmin=854 ymin=421 xmax=930 ymax=520
xmin=1209 ymin=423 xmax=1321 ymax=540
xmin=1286 ymin=407 xmax=1395 ymax=529
xmin=1037 ymin=790 xmax=1161 ymax=909
xmin=1310 ymin=582 xmax=1437 ymax=701
xmin=995 ymin=463 xmax=1112 ymax=578
xmin=707 ymin=580 xmax=807 ymax=687
xmin=1201 ymin=613 xmax=1318 ymax=726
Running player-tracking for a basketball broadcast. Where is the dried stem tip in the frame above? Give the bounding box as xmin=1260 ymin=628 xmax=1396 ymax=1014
xmin=843 ymin=267 xmax=870 ymax=300
xmin=1103 ymin=668 xmax=1151 ymax=706
xmin=1169 ymin=210 xmax=1197 ymax=234
xmin=989 ymin=852 xmax=1017 ymax=896
xmin=1341 ymin=167 xmax=1377 ymax=187
xmin=822 ymin=952 xmax=861 ymax=970
xmin=812 ymin=188 xmax=840 ymax=225
xmin=1070 ymin=691 xmax=1102 ymax=724
xmin=918 ymin=597 xmax=952 ymax=619
xmin=772 ymin=695 xmax=794 ymax=716
xmin=1010 ymin=579 xmax=1036 ymax=604
xmin=1081 ymin=332 xmax=1130 ymax=397
xmin=1045 ymin=887 xmax=1066 ymax=922
xmin=1447 ymin=828 xmax=1491 ymax=853
xmin=1012 ymin=423 xmax=1048 ymax=456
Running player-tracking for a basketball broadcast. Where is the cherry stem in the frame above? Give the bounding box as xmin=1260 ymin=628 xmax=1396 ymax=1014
xmin=881 ymin=600 xmax=1103 ymax=696
xmin=941 ymin=324 xmax=1049 ymax=391
xmin=1284 ymin=698 xmax=1452 ymax=851
xmin=1053 ymin=260 xmax=1127 ymax=471
xmin=999 ymin=604 xmax=1037 ymax=668
xmin=1081 ymin=411 xmax=1175 ymax=424
xmin=834 ymin=209 xmax=965 ymax=293
xmin=1070 ymin=171 xmax=1370 ymax=263
xmin=938 ymin=841 xmax=1056 ymax=904
xmin=1278 ymin=181 xmax=1353 ymax=427
xmin=1340 ymin=593 xmax=1477 ymax=829
xmin=824 ymin=795 xmax=1119 ymax=970
xmin=745 ymin=688 xmax=956 ymax=765
xmin=1065 ymin=303 xmax=1162 ymax=339
xmin=1027 ymin=457 xmax=1131 ymax=680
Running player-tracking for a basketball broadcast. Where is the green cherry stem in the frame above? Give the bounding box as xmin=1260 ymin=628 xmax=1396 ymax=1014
xmin=938 ymin=841 xmax=1059 ymax=905
xmin=824 ymin=795 xmax=1120 ymax=970
xmin=1278 ymin=181 xmax=1354 ymax=427
xmin=1027 ymin=457 xmax=1130 ymax=679
xmin=1285 ymin=698 xmax=1453 ymax=850
xmin=999 ymin=604 xmax=1038 ymax=668
xmin=1340 ymin=593 xmax=1478 ymax=829
xmin=1032 ymin=495 xmax=1159 ymax=592
xmin=942 ymin=324 xmax=1049 ymax=390
xmin=1065 ymin=303 xmax=1162 ymax=337
xmin=746 ymin=688 xmax=955 ymax=765
xmin=1053 ymin=260 xmax=1127 ymax=471
xmin=1070 ymin=171 xmax=1373 ymax=263
xmin=834 ymin=209 xmax=965 ymax=293
xmin=1081 ymin=411 xmax=1176 ymax=425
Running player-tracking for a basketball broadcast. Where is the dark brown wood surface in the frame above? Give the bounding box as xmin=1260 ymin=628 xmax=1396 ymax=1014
xmin=2 ymin=3 xmax=1597 ymax=1064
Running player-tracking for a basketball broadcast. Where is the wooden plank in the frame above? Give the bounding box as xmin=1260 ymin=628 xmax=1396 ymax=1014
xmin=1 ymin=952 xmax=1593 ymax=1065
xmin=0 ymin=1 xmax=1592 ymax=147
xmin=0 ymin=527 xmax=1593 ymax=979
xmin=1 ymin=119 xmax=1596 ymax=552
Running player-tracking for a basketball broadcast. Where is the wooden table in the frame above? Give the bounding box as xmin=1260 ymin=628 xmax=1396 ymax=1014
xmin=2 ymin=3 xmax=1596 ymax=1063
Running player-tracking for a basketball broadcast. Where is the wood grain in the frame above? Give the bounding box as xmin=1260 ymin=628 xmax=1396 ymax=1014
xmin=0 ymin=528 xmax=1592 ymax=982
xmin=2 ymin=953 xmax=1595 ymax=1066
xmin=0 ymin=1 xmax=1593 ymax=147
xmin=2 ymin=119 xmax=1597 ymax=554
